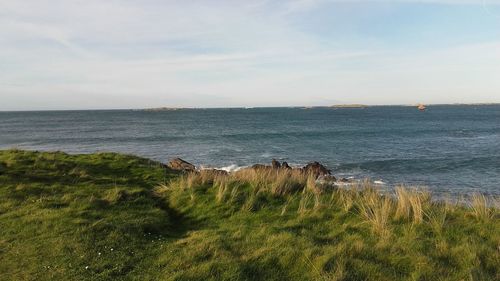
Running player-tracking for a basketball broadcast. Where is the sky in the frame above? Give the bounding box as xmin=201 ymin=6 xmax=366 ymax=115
xmin=1 ymin=0 xmax=500 ymax=110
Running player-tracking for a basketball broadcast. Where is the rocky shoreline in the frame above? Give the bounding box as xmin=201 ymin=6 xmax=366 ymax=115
xmin=167 ymin=158 xmax=361 ymax=186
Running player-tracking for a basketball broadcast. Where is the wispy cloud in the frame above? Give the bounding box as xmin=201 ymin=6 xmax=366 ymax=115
xmin=0 ymin=0 xmax=499 ymax=110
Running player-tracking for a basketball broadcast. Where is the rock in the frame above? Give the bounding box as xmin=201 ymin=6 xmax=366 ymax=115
xmin=339 ymin=177 xmax=351 ymax=183
xmin=251 ymin=164 xmax=270 ymax=170
xmin=201 ymin=168 xmax=229 ymax=176
xmin=318 ymin=174 xmax=337 ymax=182
xmin=246 ymin=160 xmax=332 ymax=179
xmin=316 ymin=175 xmax=338 ymax=188
xmin=271 ymin=159 xmax=281 ymax=169
xmin=168 ymin=158 xmax=196 ymax=172
xmin=302 ymin=161 xmax=331 ymax=177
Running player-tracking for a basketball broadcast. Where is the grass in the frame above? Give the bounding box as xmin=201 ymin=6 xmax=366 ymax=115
xmin=1 ymin=150 xmax=499 ymax=281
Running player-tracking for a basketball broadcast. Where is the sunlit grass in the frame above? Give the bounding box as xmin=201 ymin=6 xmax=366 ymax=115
xmin=469 ymin=193 xmax=494 ymax=221
xmin=357 ymin=188 xmax=393 ymax=238
xmin=1 ymin=149 xmax=499 ymax=281
xmin=394 ymin=186 xmax=430 ymax=224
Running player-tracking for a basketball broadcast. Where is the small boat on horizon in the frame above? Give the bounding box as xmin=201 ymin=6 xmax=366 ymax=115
xmin=418 ymin=104 xmax=426 ymax=111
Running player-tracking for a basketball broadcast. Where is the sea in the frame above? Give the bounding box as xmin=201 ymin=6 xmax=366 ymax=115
xmin=1 ymin=105 xmax=499 ymax=196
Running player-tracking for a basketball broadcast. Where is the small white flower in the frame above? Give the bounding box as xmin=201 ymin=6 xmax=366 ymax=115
xmin=85 ymin=266 xmax=89 ymax=270
xmin=110 ymin=248 xmax=114 ymax=251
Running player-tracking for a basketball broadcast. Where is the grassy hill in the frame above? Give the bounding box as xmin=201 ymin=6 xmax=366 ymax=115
xmin=0 ymin=150 xmax=498 ymax=281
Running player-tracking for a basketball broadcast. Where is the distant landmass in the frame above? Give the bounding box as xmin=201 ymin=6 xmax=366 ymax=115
xmin=142 ymin=107 xmax=184 ymax=112
xmin=330 ymin=104 xmax=368 ymax=108
xmin=137 ymin=103 xmax=500 ymax=112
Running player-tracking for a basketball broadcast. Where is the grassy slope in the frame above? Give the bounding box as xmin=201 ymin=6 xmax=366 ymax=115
xmin=0 ymin=150 xmax=181 ymax=280
xmin=0 ymin=150 xmax=499 ymax=281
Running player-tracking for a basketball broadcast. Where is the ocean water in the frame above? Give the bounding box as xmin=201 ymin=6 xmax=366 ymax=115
xmin=1 ymin=105 xmax=499 ymax=196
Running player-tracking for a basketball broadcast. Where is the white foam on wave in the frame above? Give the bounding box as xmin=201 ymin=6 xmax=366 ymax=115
xmin=220 ymin=164 xmax=245 ymax=172
xmin=199 ymin=164 xmax=247 ymax=173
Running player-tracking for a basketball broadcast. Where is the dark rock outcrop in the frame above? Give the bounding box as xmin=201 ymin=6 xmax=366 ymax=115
xmin=271 ymin=159 xmax=281 ymax=169
xmin=302 ymin=161 xmax=331 ymax=177
xmin=250 ymin=160 xmax=332 ymax=178
xmin=168 ymin=158 xmax=196 ymax=172
xmin=166 ymin=157 xmax=335 ymax=181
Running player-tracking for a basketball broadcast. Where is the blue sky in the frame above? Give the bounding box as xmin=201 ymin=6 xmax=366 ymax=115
xmin=1 ymin=0 xmax=500 ymax=110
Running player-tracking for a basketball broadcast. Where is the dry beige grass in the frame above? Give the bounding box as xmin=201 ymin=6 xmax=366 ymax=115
xmin=335 ymin=188 xmax=356 ymax=212
xmin=186 ymin=172 xmax=200 ymax=189
xmin=298 ymin=191 xmax=314 ymax=214
xmin=469 ymin=193 xmax=493 ymax=220
xmin=358 ymin=188 xmax=394 ymax=237
xmin=425 ymin=207 xmax=447 ymax=236
xmin=215 ymin=176 xmax=229 ymax=203
xmin=394 ymin=186 xmax=429 ymax=224
xmin=195 ymin=168 xmax=313 ymax=196
xmin=395 ymin=186 xmax=411 ymax=220
xmin=166 ymin=169 xmax=497 ymax=231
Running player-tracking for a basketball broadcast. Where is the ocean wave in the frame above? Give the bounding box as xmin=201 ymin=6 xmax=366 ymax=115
xmin=200 ymin=164 xmax=247 ymax=172
xmin=336 ymin=155 xmax=500 ymax=174
xmin=219 ymin=164 xmax=245 ymax=172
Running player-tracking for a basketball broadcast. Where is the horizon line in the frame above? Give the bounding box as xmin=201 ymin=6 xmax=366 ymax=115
xmin=1 ymin=102 xmax=500 ymax=113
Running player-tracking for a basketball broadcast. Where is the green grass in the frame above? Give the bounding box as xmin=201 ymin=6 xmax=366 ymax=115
xmin=1 ymin=150 xmax=499 ymax=281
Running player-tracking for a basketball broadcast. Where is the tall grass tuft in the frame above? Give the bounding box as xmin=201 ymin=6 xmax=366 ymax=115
xmin=298 ymin=192 xmax=313 ymax=215
xmin=306 ymin=174 xmax=319 ymax=193
xmin=242 ymin=191 xmax=257 ymax=212
xmin=358 ymin=188 xmax=393 ymax=238
xmin=395 ymin=186 xmax=411 ymax=220
xmin=199 ymin=169 xmax=217 ymax=185
xmin=394 ymin=186 xmax=428 ymax=224
xmin=214 ymin=176 xmax=229 ymax=203
xmin=425 ymin=207 xmax=447 ymax=236
xmin=186 ymin=172 xmax=200 ymax=189
xmin=229 ymin=182 xmax=240 ymax=204
xmin=271 ymin=170 xmax=294 ymax=196
xmin=336 ymin=188 xmax=355 ymax=212
xmin=409 ymin=192 xmax=425 ymax=224
xmin=469 ymin=193 xmax=493 ymax=221
xmin=281 ymin=195 xmax=295 ymax=216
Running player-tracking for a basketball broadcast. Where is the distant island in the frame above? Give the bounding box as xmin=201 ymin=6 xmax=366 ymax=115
xmin=142 ymin=107 xmax=184 ymax=112
xmin=131 ymin=103 xmax=500 ymax=112
xmin=330 ymin=104 xmax=369 ymax=108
